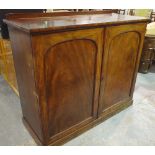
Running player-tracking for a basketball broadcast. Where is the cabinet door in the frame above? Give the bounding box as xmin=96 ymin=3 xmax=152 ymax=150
xmin=98 ymin=24 xmax=146 ymax=115
xmin=32 ymin=28 xmax=103 ymax=142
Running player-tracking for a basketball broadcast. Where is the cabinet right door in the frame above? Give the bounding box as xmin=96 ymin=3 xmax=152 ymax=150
xmin=98 ymin=23 xmax=146 ymax=115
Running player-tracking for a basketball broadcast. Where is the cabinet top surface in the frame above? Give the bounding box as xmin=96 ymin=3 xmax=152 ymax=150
xmin=4 ymin=13 xmax=149 ymax=34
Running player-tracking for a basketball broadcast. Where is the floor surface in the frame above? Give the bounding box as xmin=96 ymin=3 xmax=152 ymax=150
xmin=0 ymin=71 xmax=155 ymax=145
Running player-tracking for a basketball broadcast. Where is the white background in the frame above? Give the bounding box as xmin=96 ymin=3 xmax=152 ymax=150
xmin=0 ymin=0 xmax=155 ymax=9
xmin=0 ymin=0 xmax=155 ymax=154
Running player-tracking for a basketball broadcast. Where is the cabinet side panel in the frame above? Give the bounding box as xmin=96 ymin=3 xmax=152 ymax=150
xmin=8 ymin=27 xmax=43 ymax=141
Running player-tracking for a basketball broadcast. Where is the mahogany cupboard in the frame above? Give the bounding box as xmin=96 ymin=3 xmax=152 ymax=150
xmin=4 ymin=12 xmax=148 ymax=145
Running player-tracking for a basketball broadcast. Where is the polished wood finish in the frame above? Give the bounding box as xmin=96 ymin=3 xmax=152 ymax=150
xmin=31 ymin=28 xmax=103 ymax=143
xmin=5 ymin=12 xmax=148 ymax=145
xmin=4 ymin=13 xmax=148 ymax=34
xmin=8 ymin=28 xmax=43 ymax=141
xmin=0 ymin=38 xmax=18 ymax=95
xmin=99 ymin=24 xmax=146 ymax=114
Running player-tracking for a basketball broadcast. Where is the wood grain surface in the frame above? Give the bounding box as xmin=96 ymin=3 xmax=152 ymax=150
xmin=5 ymin=13 xmax=147 ymax=145
xmin=4 ymin=13 xmax=149 ymax=34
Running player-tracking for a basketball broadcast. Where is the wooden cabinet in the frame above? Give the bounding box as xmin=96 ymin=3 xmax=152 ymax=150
xmin=4 ymin=12 xmax=148 ymax=145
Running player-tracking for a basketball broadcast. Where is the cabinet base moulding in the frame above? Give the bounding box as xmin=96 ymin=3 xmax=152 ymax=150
xmin=23 ymin=100 xmax=133 ymax=146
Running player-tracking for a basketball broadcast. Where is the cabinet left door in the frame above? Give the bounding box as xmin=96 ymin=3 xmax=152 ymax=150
xmin=32 ymin=28 xmax=103 ymax=143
